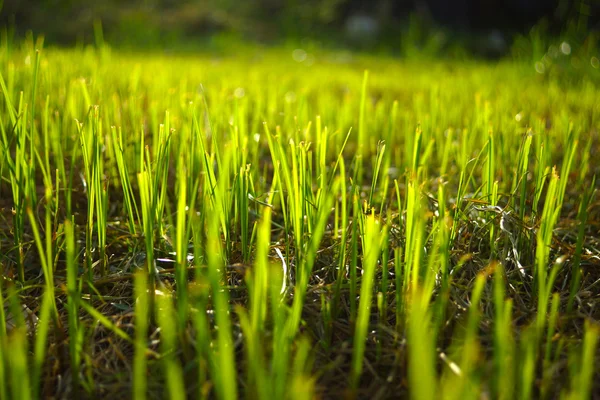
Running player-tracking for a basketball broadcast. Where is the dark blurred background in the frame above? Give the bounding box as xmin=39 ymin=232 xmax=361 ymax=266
xmin=0 ymin=0 xmax=598 ymax=57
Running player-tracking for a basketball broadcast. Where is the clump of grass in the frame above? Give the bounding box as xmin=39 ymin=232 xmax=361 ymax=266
xmin=0 ymin=37 xmax=598 ymax=399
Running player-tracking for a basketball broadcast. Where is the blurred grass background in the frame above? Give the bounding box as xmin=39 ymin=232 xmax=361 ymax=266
xmin=0 ymin=0 xmax=598 ymax=58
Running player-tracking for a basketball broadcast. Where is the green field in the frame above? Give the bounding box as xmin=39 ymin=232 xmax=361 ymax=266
xmin=0 ymin=39 xmax=599 ymax=399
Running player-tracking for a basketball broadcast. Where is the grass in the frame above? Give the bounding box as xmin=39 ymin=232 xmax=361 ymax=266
xmin=0 ymin=36 xmax=599 ymax=399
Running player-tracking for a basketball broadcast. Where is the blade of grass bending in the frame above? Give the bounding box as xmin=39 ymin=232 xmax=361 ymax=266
xmin=326 ymin=127 xmax=352 ymax=188
xmin=79 ymin=300 xmax=132 ymax=343
xmin=0 ymin=67 xmax=17 ymax=126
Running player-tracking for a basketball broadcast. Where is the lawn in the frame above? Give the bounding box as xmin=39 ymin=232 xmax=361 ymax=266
xmin=0 ymin=39 xmax=599 ymax=399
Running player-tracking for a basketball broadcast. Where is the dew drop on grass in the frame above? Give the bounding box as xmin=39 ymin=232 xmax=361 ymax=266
xmin=591 ymin=57 xmax=599 ymax=69
xmin=560 ymin=42 xmax=571 ymax=55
